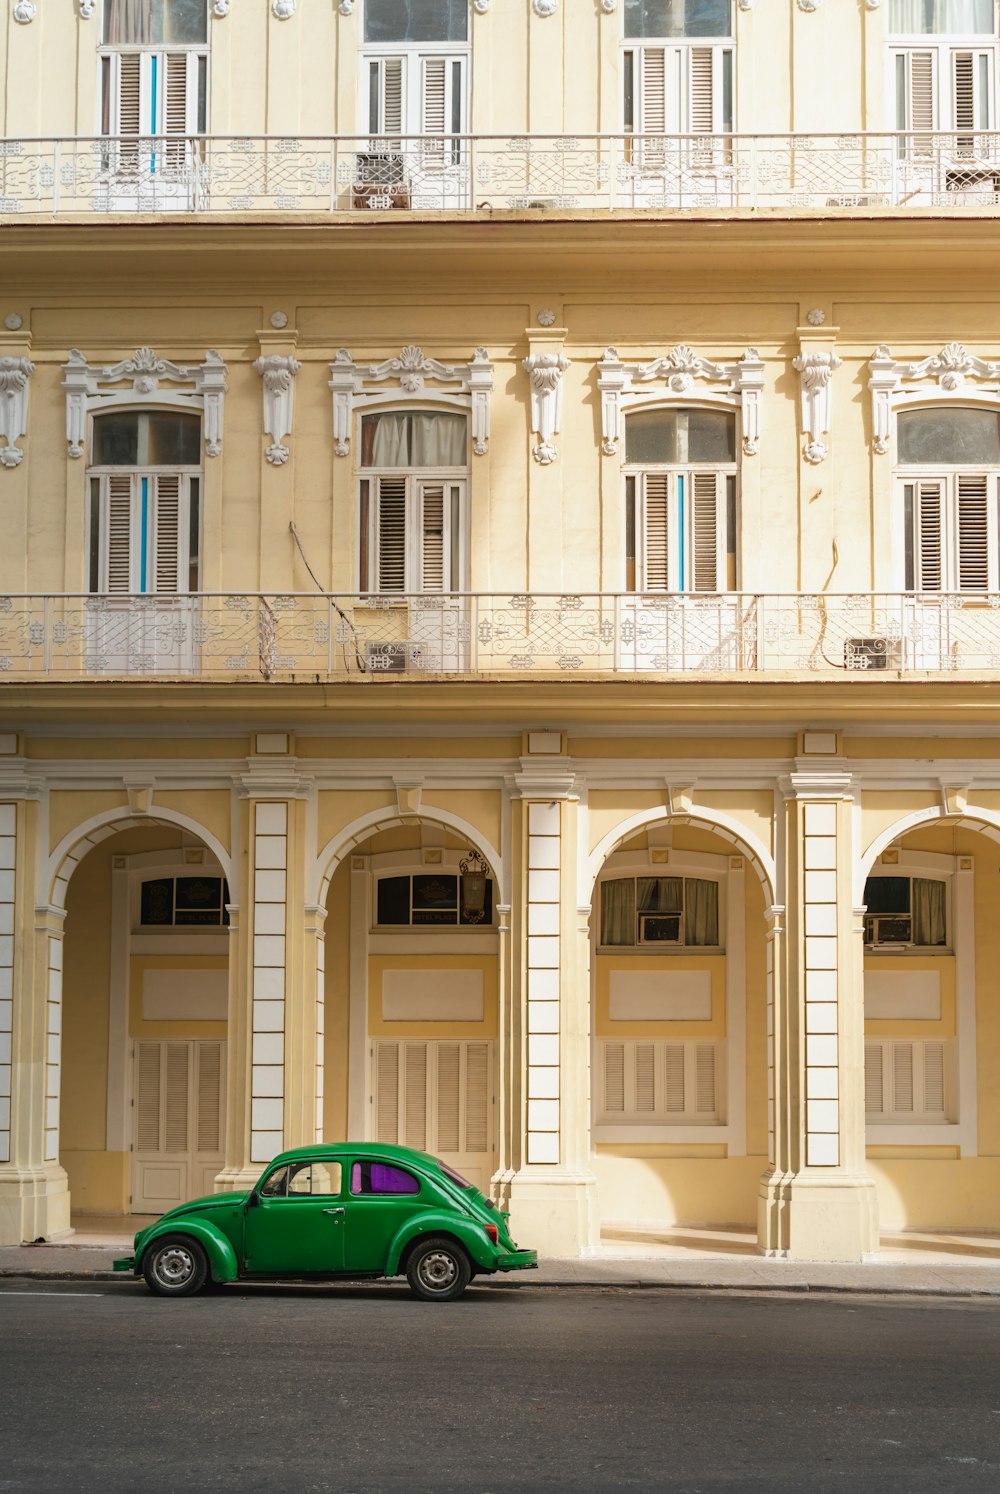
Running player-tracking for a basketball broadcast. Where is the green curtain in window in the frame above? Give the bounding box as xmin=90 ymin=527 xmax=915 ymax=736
xmin=685 ymin=878 xmax=719 ymax=946
xmin=637 ymin=877 xmax=683 ymax=912
xmin=600 ymin=879 xmax=635 ymax=945
xmin=912 ymin=878 xmax=947 ymax=946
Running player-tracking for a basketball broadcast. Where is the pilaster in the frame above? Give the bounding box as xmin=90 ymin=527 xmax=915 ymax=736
xmin=758 ymin=762 xmax=878 ymax=1261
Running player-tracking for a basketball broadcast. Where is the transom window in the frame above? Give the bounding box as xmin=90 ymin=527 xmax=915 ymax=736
xmin=364 ymin=0 xmax=468 ymax=44
xmin=889 ymin=0 xmax=995 ymax=34
xmin=863 ymin=875 xmax=947 ymax=947
xmin=896 ymin=407 xmax=1000 ymax=592
xmin=99 ymin=0 xmax=208 ymax=141
xmin=358 ymin=410 xmax=468 ymax=593
xmin=376 ymin=873 xmax=494 ymax=927
xmin=87 ymin=409 xmax=201 ymax=595
xmin=140 ymin=875 xmax=229 ymax=926
xmin=625 ymin=0 xmax=732 ymax=38
xmin=600 ymin=875 xmax=720 ymax=947
xmin=624 ymin=408 xmax=737 ymax=592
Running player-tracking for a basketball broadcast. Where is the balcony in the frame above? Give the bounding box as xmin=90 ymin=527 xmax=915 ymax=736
xmin=2 ymin=593 xmax=1000 ymax=681
xmin=3 ymin=132 xmax=1000 ymax=217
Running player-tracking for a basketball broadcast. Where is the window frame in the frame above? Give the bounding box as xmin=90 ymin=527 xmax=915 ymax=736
xmin=596 ymin=870 xmax=725 ymax=952
xmin=97 ymin=0 xmax=210 ymax=140
xmin=863 ymin=872 xmax=951 ymax=951
xmin=888 ymin=40 xmax=997 ymax=136
xmin=894 ymin=405 xmax=1000 ymax=594
xmin=359 ymin=1 xmax=471 ymax=139
xmin=372 ymin=868 xmax=496 ymax=931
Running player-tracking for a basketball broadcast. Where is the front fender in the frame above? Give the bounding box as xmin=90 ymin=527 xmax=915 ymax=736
xmin=137 ymin=1217 xmax=239 ymax=1284
xmin=386 ymin=1211 xmax=498 ymax=1276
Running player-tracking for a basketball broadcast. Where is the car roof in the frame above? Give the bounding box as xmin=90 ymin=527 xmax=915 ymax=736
xmin=265 ymin=1142 xmax=445 ymax=1171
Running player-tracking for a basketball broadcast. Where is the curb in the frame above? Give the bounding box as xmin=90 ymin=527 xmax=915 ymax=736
xmin=3 ymin=1267 xmax=999 ymax=1298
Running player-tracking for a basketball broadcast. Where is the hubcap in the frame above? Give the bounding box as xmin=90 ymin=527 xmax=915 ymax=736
xmin=154 ymin=1246 xmax=195 ymax=1287
xmin=418 ymin=1251 xmax=459 ymax=1292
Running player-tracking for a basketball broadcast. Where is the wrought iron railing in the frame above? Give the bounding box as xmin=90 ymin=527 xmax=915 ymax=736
xmin=2 ymin=132 xmax=1000 ymax=216
xmin=3 ymin=592 xmax=1000 ymax=680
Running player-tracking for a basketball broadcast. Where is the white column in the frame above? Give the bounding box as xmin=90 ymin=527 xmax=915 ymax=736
xmin=0 ymin=804 xmax=14 ymax=1164
xmin=525 ymin=799 xmax=562 ymax=1164
xmin=250 ymin=801 xmax=288 ymax=1164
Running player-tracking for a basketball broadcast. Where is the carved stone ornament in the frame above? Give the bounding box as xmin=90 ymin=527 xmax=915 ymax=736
xmin=865 ymin=0 xmax=881 ymax=8
xmin=868 ymin=342 xmax=1000 ymax=456
xmin=792 ymin=350 xmax=842 ymax=465
xmin=329 ymin=346 xmax=494 ymax=457
xmin=0 ymin=357 xmax=35 ymax=469
xmin=473 ymin=0 xmax=491 ymax=11
xmin=272 ymin=0 xmax=295 ymax=16
xmin=738 ymin=0 xmax=753 ymax=8
xmin=537 ymin=309 xmax=557 ymax=328
xmin=62 ymin=347 xmax=229 ymax=461
xmin=797 ymin=0 xmax=820 ymax=10
xmin=598 ymin=344 xmax=766 ymax=458
xmin=78 ymin=0 xmax=97 ymax=17
xmin=523 ymin=351 xmax=570 ymax=465
xmin=338 ymin=0 xmax=355 ymax=12
xmin=254 ymin=355 xmax=301 ymax=465
xmin=13 ymin=1 xmax=36 ymax=22
xmin=600 ymin=0 xmax=618 ymax=12
xmin=212 ymin=0 xmax=231 ymax=16
xmin=806 ymin=308 xmax=826 ymax=327
xmin=532 ymin=0 xmax=558 ymax=14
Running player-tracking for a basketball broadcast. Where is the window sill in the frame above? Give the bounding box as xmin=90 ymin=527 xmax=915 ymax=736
xmin=596 ymin=946 xmax=725 ymax=956
xmin=866 ymin=1123 xmax=959 ymax=1144
xmin=593 ymin=1123 xmax=728 ymax=1144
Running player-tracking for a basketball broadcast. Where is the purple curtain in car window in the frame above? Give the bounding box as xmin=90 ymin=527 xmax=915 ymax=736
xmin=351 ymin=1160 xmax=419 ymax=1194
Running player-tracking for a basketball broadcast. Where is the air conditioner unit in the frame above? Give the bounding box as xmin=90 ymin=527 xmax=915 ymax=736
xmin=366 ymin=641 xmax=427 ymax=673
xmin=845 ymin=636 xmax=900 ymax=671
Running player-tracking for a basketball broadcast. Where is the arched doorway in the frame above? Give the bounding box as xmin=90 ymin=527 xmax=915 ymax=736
xmin=52 ymin=813 xmax=231 ymax=1221
xmin=317 ymin=813 xmax=503 ymax=1192
xmin=585 ymin=808 xmax=775 ymax=1236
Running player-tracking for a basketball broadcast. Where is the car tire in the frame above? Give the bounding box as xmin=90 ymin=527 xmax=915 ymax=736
xmin=142 ymin=1234 xmax=210 ymax=1297
xmin=405 ymin=1236 xmax=472 ymax=1303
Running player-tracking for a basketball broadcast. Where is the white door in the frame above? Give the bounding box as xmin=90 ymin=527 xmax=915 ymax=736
xmin=132 ymin=1038 xmax=226 ymax=1214
xmin=99 ymin=50 xmax=206 ymax=211
xmin=361 ymin=52 xmax=469 ymax=209
xmin=371 ymin=1039 xmax=495 ymax=1193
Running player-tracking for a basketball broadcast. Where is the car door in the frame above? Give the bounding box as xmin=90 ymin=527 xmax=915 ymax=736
xmin=341 ymin=1157 xmax=429 ymax=1272
xmin=242 ymin=1159 xmax=346 ymax=1274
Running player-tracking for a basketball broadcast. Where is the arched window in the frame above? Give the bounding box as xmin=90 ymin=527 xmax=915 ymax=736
xmin=622 ymin=406 xmax=736 ymax=592
xmin=99 ymin=0 xmax=208 ymax=149
xmin=896 ymin=406 xmax=1000 ymax=591
xmin=87 ymin=409 xmax=201 ymax=594
xmin=358 ymin=409 xmax=468 ymax=593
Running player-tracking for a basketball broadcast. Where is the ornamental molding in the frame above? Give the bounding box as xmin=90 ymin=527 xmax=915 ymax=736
xmin=797 ymin=0 xmax=820 ymax=10
xmin=329 ymin=345 xmax=494 ymax=457
xmin=78 ymin=0 xmax=97 ymax=17
xmin=338 ymin=0 xmax=355 ymax=12
xmin=600 ymin=0 xmax=618 ymax=12
xmin=473 ymin=0 xmax=491 ymax=11
xmin=533 ymin=0 xmax=558 ymax=15
xmin=0 ymin=357 xmax=35 ymax=469
xmin=62 ymin=347 xmax=229 ymax=461
xmin=254 ymin=354 xmax=301 ymax=465
xmin=212 ymin=0 xmax=231 ymax=15
xmin=13 ymin=0 xmax=36 ymax=22
xmin=792 ymin=349 xmax=841 ymax=464
xmin=272 ymin=0 xmax=295 ymax=16
xmin=597 ymin=344 xmax=765 ymax=458
xmin=868 ymin=342 xmax=1000 ymax=455
xmin=523 ymin=351 xmax=570 ymax=465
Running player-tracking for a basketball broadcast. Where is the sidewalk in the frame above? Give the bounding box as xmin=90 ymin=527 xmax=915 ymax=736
xmin=4 ymin=1221 xmax=1000 ymax=1296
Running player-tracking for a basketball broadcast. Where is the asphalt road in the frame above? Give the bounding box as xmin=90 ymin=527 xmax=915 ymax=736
xmin=1 ymin=1281 xmax=999 ymax=1493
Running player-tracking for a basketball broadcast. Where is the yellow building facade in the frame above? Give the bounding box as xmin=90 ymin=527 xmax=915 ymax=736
xmin=2 ymin=0 xmax=1000 ymax=1259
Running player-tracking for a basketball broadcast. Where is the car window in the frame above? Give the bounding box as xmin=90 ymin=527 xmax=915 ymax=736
xmin=350 ymin=1160 xmax=420 ymax=1196
xmin=259 ymin=1161 xmax=342 ymax=1198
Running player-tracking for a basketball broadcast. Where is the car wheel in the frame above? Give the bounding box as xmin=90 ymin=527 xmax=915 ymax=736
xmin=142 ymin=1234 xmax=210 ymax=1297
xmin=405 ymin=1236 xmax=472 ymax=1303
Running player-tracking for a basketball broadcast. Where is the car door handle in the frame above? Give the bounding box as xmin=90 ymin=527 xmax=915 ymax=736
xmin=322 ymin=1207 xmax=345 ymax=1219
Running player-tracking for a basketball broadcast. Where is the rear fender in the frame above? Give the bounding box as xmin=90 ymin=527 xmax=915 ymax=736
xmin=386 ymin=1211 xmax=497 ymax=1277
xmin=138 ymin=1218 xmax=239 ymax=1284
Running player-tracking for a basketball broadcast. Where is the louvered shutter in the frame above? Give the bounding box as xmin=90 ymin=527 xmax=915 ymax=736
xmin=376 ymin=477 xmax=408 ymax=592
xmin=664 ymin=1044 xmax=685 ymax=1112
xmin=956 ymin=472 xmax=991 ymax=592
xmin=422 ymin=55 xmax=446 ymax=165
xmin=691 ymin=471 xmax=723 ymax=592
xmin=436 ymin=1041 xmax=461 ymax=1152
xmin=404 ymin=1041 xmax=427 ymax=1150
xmin=640 ymin=48 xmax=667 ymax=134
xmin=898 ymin=50 xmax=937 ymax=155
xmin=165 ymin=1041 xmax=190 ymax=1152
xmin=893 ymin=1042 xmax=915 ymax=1113
xmin=196 ymin=1040 xmax=223 ymax=1154
xmin=916 ymin=479 xmax=944 ymax=591
xmin=104 ymin=474 xmax=135 ymax=593
xmin=695 ymin=1044 xmax=716 ymax=1114
xmin=371 ymin=56 xmax=404 ymax=138
xmin=642 ymin=473 xmax=671 ymax=591
xmin=153 ymin=474 xmax=183 ymax=593
xmin=419 ymin=482 xmax=446 ymax=591
xmin=376 ymin=1042 xmax=399 ymax=1142
xmin=864 ymin=1043 xmax=885 ymax=1116
xmin=923 ymin=1042 xmax=946 ymax=1116
xmin=635 ymin=1043 xmax=656 ymax=1113
xmin=604 ymin=1043 xmax=625 ymax=1113
xmin=136 ymin=1040 xmax=162 ymax=1151
xmin=951 ymin=50 xmax=992 ymax=136
xmin=688 ymin=49 xmax=715 ymax=135
xmin=464 ymin=1042 xmax=489 ymax=1154
xmin=115 ymin=51 xmax=142 ymax=159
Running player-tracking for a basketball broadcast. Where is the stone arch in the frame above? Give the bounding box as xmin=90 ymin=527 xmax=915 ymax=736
xmin=311 ymin=807 xmax=505 ymax=907
xmin=859 ymin=805 xmax=1000 ymax=899
xmin=583 ymin=803 xmax=777 ymax=908
xmin=46 ymin=807 xmax=233 ymax=910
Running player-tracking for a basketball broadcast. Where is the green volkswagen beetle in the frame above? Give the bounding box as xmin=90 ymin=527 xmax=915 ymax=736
xmin=114 ymin=1143 xmax=537 ymax=1302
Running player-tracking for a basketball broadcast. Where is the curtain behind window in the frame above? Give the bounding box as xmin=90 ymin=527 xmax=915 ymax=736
xmin=912 ymin=878 xmax=947 ymax=944
xmin=685 ymin=878 xmax=719 ymax=945
xmin=637 ymin=876 xmax=683 ymax=913
xmin=369 ymin=412 xmax=467 ymax=467
xmin=889 ymin=0 xmax=994 ymax=32
xmin=105 ymin=0 xmax=155 ymax=44
xmin=601 ymin=880 xmax=636 ymax=945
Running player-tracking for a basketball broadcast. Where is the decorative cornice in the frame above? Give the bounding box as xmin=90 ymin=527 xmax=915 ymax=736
xmin=254 ymin=354 xmax=301 ymax=465
xmin=0 ymin=356 xmax=34 ymax=469
xmin=598 ymin=344 xmax=765 ymax=457
xmin=523 ymin=351 xmax=570 ymax=465
xmin=793 ymin=349 xmax=841 ymax=464
xmin=868 ymin=342 xmax=1000 ymax=455
xmin=329 ymin=346 xmax=494 ymax=457
xmin=62 ymin=347 xmax=229 ymax=461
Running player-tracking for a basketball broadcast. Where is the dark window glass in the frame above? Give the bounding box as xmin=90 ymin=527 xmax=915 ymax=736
xmin=625 ymin=0 xmax=731 ymax=39
xmin=377 ymin=875 xmax=411 ymax=924
xmin=103 ymin=0 xmax=208 ymax=46
xmin=175 ymin=876 xmax=223 ymax=925
xmin=897 ymin=408 xmax=1000 ymax=466
xmin=93 ymin=410 xmax=201 ymax=467
xmin=412 ymin=873 xmax=458 ymax=925
xmin=625 ymin=407 xmax=736 ymax=464
xmin=140 ymin=878 xmax=174 ymax=925
xmin=351 ymin=1160 xmax=421 ymax=1195
xmin=364 ymin=0 xmax=468 ymax=44
xmin=439 ymin=1162 xmax=476 ymax=1190
xmin=864 ymin=877 xmax=911 ymax=914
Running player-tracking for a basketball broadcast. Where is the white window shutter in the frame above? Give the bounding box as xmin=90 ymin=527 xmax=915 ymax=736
xmin=604 ymin=1043 xmax=626 ymax=1113
xmin=422 ymin=56 xmax=446 ymax=136
xmin=153 ymin=474 xmax=184 ymax=594
xmin=642 ymin=473 xmax=671 ymax=591
xmin=664 ymin=1044 xmax=685 ymax=1112
xmin=892 ymin=1042 xmax=915 ymax=1113
xmin=419 ymin=482 xmax=447 ymax=592
xmin=196 ymin=1041 xmax=223 ymax=1154
xmin=376 ymin=1042 xmax=399 ymax=1142
xmin=464 ymin=1042 xmax=490 ymax=1154
xmin=136 ymin=1041 xmax=162 ymax=1151
xmin=105 ymin=474 xmax=135 ymax=594
xmin=164 ymin=1042 xmax=190 ymax=1153
xmin=404 ymin=1041 xmax=427 ymax=1151
xmin=691 ymin=470 xmax=724 ymax=592
xmin=695 ymin=1044 xmax=716 ymax=1114
xmin=864 ymin=1043 xmax=885 ymax=1116
xmin=376 ymin=477 xmax=408 ymax=592
xmin=688 ymin=48 xmax=715 ymax=134
xmin=436 ymin=1041 xmax=461 ymax=1152
xmin=635 ymin=1043 xmax=656 ymax=1113
xmin=916 ymin=479 xmax=944 ymax=591
xmin=903 ymin=50 xmax=937 ymax=136
xmin=953 ymin=51 xmax=976 ymax=132
xmin=116 ymin=51 xmax=143 ymax=137
xmin=380 ymin=57 xmax=405 ymax=136
xmin=640 ymin=48 xmax=667 ymax=135
xmin=922 ymin=1043 xmax=946 ymax=1116
xmin=956 ymin=472 xmax=990 ymax=592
